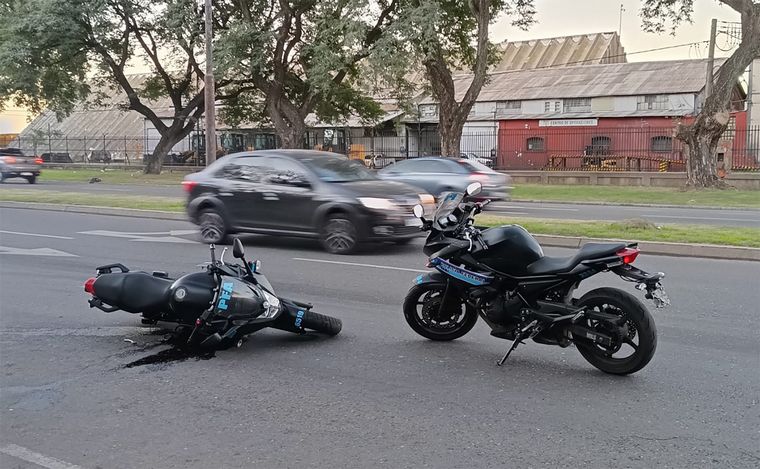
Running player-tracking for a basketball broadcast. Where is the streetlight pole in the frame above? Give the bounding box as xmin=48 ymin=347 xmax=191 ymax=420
xmin=204 ymin=0 xmax=216 ymax=166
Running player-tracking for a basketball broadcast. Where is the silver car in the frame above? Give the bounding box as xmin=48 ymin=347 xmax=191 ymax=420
xmin=378 ymin=157 xmax=511 ymax=201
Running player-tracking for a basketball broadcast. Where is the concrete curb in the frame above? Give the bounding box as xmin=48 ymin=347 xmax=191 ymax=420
xmin=2 ymin=201 xmax=758 ymax=262
xmin=511 ymin=198 xmax=760 ymax=211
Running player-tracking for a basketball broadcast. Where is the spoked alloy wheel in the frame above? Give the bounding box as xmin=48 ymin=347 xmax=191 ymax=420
xmin=574 ymin=287 xmax=657 ymax=375
xmin=403 ymin=282 xmax=478 ymax=341
xmin=198 ymin=209 xmax=228 ymax=244
xmin=321 ymin=215 xmax=358 ymax=254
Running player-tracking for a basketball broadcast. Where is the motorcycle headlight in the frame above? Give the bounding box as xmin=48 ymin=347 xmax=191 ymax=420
xmin=260 ymin=289 xmax=281 ymax=319
xmin=358 ymin=197 xmax=397 ymax=210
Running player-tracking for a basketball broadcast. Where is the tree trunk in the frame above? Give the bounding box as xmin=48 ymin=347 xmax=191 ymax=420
xmin=678 ymin=113 xmax=728 ymax=188
xmin=439 ymin=116 xmax=466 ymax=157
xmin=144 ymin=126 xmax=189 ymax=174
xmin=268 ymin=101 xmax=306 ymax=149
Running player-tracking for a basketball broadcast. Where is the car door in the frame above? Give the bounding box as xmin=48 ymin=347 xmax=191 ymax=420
xmin=255 ymin=156 xmax=320 ymax=233
xmin=215 ymin=156 xmax=271 ymax=230
xmin=381 ymin=159 xmax=460 ymax=196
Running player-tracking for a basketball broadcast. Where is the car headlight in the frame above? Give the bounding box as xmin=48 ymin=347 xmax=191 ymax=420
xmin=358 ymin=197 xmax=397 ymax=210
xmin=418 ymin=193 xmax=435 ymax=205
xmin=260 ymin=289 xmax=281 ymax=319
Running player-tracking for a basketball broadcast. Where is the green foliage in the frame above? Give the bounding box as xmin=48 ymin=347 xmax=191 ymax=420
xmin=640 ymin=0 xmax=695 ymax=35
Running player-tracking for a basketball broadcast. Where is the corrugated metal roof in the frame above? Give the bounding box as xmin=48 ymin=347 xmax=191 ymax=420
xmin=418 ymin=58 xmax=723 ymax=104
xmin=496 ymin=32 xmax=626 ymax=71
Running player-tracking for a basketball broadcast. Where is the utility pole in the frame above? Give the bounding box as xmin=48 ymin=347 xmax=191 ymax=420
xmin=203 ymin=0 xmax=216 ymax=166
xmin=705 ymin=18 xmax=717 ymax=99
xmin=618 ymin=4 xmax=625 ymax=37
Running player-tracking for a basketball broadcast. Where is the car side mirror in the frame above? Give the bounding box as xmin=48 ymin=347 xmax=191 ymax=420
xmin=413 ymin=204 xmax=424 ymax=218
xmin=466 ymin=182 xmax=482 ymax=196
xmin=232 ymin=238 xmax=245 ymax=259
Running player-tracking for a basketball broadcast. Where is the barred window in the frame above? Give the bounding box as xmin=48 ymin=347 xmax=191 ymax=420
xmin=563 ymin=98 xmax=591 ymax=112
xmin=419 ymin=104 xmax=438 ymax=118
xmin=651 ymin=136 xmax=673 ymax=152
xmin=496 ymin=100 xmax=521 ymax=114
xmin=526 ymin=137 xmax=545 ymax=152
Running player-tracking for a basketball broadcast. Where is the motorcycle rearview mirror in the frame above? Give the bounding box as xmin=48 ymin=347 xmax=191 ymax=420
xmin=232 ymin=238 xmax=245 ymax=259
xmin=413 ymin=204 xmax=424 ymax=218
xmin=466 ymin=182 xmax=482 ymax=197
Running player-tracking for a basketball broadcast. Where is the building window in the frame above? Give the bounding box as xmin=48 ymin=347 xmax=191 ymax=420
xmin=526 ymin=137 xmax=545 ymax=152
xmin=588 ymin=136 xmax=611 ymax=155
xmin=419 ymin=104 xmax=438 ymax=118
xmin=544 ymin=101 xmax=551 ymax=112
xmin=564 ymin=98 xmax=591 ymax=112
xmin=651 ymin=136 xmax=673 ymax=153
xmin=496 ymin=100 xmax=521 ymax=114
xmin=554 ymin=101 xmax=561 ymax=112
xmin=637 ymin=95 xmax=669 ymax=110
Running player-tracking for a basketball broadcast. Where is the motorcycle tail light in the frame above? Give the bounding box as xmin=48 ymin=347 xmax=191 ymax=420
xmin=616 ymin=247 xmax=640 ymax=264
xmin=84 ymin=277 xmax=97 ymax=295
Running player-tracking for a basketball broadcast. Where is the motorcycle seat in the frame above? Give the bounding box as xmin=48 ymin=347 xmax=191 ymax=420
xmin=94 ymin=272 xmax=173 ymax=314
xmin=526 ymin=242 xmax=626 ymax=275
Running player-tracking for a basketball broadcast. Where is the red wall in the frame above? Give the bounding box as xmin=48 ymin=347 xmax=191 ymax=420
xmin=497 ymin=113 xmax=748 ymax=170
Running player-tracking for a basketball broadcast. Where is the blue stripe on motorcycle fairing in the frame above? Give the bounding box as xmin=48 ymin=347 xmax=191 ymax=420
xmin=430 ymin=258 xmax=493 ymax=286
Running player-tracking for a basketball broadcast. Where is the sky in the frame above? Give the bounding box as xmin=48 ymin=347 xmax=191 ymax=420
xmin=0 ymin=0 xmax=743 ymax=134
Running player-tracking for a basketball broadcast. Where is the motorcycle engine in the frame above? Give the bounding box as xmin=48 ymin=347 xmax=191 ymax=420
xmin=483 ymin=292 xmax=522 ymax=327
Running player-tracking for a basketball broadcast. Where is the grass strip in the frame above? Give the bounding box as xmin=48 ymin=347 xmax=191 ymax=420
xmin=39 ymin=168 xmax=189 ymax=185
xmin=513 ymin=184 xmax=760 ymax=209
xmin=0 ymin=189 xmax=185 ymax=212
xmin=478 ymin=215 xmax=760 ymax=248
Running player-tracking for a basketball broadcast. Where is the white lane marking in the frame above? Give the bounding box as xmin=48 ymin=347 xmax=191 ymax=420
xmin=0 ymin=230 xmax=74 ymax=240
xmin=0 ymin=246 xmax=78 ymax=257
xmin=0 ymin=444 xmax=82 ymax=469
xmin=491 ymin=205 xmax=579 ymax=212
xmin=293 ymin=257 xmax=428 ymax=273
xmin=643 ymin=214 xmax=755 ymax=223
xmin=485 ymin=211 xmax=530 ymax=216
xmin=79 ymin=230 xmax=196 ymax=243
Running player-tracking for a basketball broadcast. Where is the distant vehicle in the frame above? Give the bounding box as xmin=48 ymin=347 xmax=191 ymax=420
xmin=183 ymin=150 xmax=435 ymax=254
xmin=86 ymin=149 xmax=112 ymax=163
xmin=460 ymin=152 xmax=495 ymax=168
xmin=0 ymin=148 xmax=42 ymax=183
xmin=363 ymin=154 xmax=398 ymax=169
xmin=377 ymin=157 xmax=511 ymax=201
xmin=40 ymin=152 xmax=73 ymax=164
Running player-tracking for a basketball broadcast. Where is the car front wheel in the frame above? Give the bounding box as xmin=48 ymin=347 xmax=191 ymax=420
xmin=320 ymin=214 xmax=358 ymax=254
xmin=198 ymin=209 xmax=228 ymax=244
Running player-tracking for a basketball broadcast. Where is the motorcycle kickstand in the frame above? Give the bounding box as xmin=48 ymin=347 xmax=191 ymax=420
xmin=496 ymin=320 xmax=537 ymax=366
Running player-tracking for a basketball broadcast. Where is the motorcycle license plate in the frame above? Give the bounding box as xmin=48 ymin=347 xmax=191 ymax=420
xmin=405 ymin=217 xmax=423 ymax=227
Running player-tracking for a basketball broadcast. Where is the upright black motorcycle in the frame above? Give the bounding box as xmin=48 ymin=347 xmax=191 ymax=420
xmin=403 ymin=183 xmax=669 ymax=375
xmin=84 ymin=238 xmax=342 ymax=348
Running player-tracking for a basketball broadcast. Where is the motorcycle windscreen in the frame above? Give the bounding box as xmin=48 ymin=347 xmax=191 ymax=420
xmin=213 ymin=277 xmax=266 ymax=321
xmin=434 ymin=192 xmax=463 ymax=220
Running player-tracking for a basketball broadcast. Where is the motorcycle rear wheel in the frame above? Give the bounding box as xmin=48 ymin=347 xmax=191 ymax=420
xmin=403 ymin=282 xmax=478 ymax=341
xmin=574 ymin=287 xmax=657 ymax=375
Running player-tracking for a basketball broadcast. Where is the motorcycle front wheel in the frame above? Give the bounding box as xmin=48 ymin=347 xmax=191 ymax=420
xmin=574 ymin=287 xmax=657 ymax=375
xmin=403 ymin=282 xmax=478 ymax=341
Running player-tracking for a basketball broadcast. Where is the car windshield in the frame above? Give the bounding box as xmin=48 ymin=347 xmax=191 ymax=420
xmin=300 ymin=156 xmax=376 ymax=182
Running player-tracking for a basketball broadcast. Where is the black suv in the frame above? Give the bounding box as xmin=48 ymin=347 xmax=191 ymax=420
xmin=183 ymin=150 xmax=434 ymax=254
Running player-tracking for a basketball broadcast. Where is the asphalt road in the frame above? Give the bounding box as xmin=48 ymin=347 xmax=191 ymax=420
xmin=2 ymin=179 xmax=760 ymax=227
xmin=1 ymin=207 xmax=759 ymax=468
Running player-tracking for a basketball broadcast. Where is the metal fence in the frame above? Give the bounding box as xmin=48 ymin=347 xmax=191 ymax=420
xmin=6 ymin=125 xmax=760 ymax=172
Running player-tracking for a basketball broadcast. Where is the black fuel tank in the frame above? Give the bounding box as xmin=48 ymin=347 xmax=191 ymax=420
xmin=472 ymin=225 xmax=544 ymax=275
xmin=169 ymin=271 xmax=216 ymax=320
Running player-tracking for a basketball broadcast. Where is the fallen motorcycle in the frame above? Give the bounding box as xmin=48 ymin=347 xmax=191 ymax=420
xmin=403 ymin=182 xmax=669 ymax=375
xmin=84 ymin=238 xmax=342 ymax=348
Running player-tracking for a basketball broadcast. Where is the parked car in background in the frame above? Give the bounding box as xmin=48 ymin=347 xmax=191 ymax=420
xmin=363 ymin=153 xmax=398 ymax=169
xmin=377 ymin=157 xmax=512 ymax=201
xmin=41 ymin=152 xmax=73 ymax=164
xmin=86 ymin=149 xmax=112 ymax=163
xmin=0 ymin=148 xmax=42 ymax=183
xmin=460 ymin=152 xmax=495 ymax=168
xmin=183 ymin=150 xmax=435 ymax=254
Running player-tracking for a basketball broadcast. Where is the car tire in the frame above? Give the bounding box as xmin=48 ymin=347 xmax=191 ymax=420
xmin=0 ymin=173 xmax=5 ymax=183
xmin=26 ymin=175 xmax=37 ymax=184
xmin=320 ymin=214 xmax=359 ymax=255
xmin=198 ymin=208 xmax=229 ymax=245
